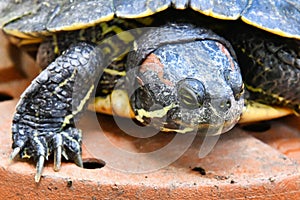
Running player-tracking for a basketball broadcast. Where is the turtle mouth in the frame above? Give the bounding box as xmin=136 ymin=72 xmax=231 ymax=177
xmin=132 ymin=98 xmax=243 ymax=135
xmin=160 ymin=117 xmax=240 ymax=135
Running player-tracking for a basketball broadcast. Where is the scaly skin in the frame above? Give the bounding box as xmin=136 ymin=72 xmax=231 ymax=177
xmin=11 ymin=43 xmax=103 ymax=182
xmin=228 ymin=27 xmax=300 ymax=113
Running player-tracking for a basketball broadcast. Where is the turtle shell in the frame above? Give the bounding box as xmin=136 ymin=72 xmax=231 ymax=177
xmin=0 ymin=0 xmax=299 ymax=39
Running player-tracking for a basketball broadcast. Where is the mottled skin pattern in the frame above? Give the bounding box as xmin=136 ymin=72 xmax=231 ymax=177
xmin=151 ymin=41 xmax=243 ymax=132
xmin=127 ymin=24 xmax=243 ymax=133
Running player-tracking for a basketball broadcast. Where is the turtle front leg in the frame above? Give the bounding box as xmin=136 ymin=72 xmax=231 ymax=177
xmin=10 ymin=42 xmax=103 ymax=182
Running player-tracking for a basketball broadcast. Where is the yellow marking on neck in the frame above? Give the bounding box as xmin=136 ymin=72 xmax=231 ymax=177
xmin=100 ymin=23 xmax=132 ymax=39
xmin=79 ymin=28 xmax=87 ymax=41
xmin=100 ymin=23 xmax=135 ymax=44
xmin=116 ymin=30 xmax=135 ymax=44
xmin=103 ymin=68 xmax=126 ymax=76
xmin=135 ymin=103 xmax=176 ymax=122
xmin=52 ymin=35 xmax=60 ymax=55
xmin=161 ymin=127 xmax=194 ymax=134
xmin=246 ymin=85 xmax=291 ymax=104
xmin=134 ymin=17 xmax=154 ymax=25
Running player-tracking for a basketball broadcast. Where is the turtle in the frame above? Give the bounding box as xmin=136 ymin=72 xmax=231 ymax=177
xmin=0 ymin=0 xmax=299 ymax=182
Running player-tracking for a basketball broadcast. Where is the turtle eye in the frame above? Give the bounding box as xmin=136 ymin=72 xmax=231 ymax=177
xmin=223 ymin=69 xmax=244 ymax=100
xmin=177 ymin=78 xmax=206 ymax=109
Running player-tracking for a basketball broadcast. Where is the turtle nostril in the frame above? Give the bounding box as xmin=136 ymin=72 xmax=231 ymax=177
xmin=219 ymin=99 xmax=231 ymax=111
xmin=226 ymin=100 xmax=231 ymax=108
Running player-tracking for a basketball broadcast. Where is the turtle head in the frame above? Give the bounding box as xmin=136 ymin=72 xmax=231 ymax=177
xmin=128 ymin=38 xmax=244 ymax=135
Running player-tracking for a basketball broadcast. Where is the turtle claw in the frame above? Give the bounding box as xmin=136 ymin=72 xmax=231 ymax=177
xmin=74 ymin=154 xmax=83 ymax=168
xmin=35 ymin=156 xmax=45 ymax=183
xmin=9 ymin=147 xmax=21 ymax=161
xmin=54 ymin=145 xmax=62 ymax=171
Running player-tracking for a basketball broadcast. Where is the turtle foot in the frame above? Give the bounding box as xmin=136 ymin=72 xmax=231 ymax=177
xmin=10 ymin=127 xmax=83 ymax=182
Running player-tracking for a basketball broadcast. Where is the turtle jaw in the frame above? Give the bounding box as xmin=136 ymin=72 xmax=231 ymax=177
xmin=131 ymin=107 xmax=242 ymax=135
xmin=161 ymin=119 xmax=240 ymax=135
xmin=131 ymin=93 xmax=244 ymax=135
